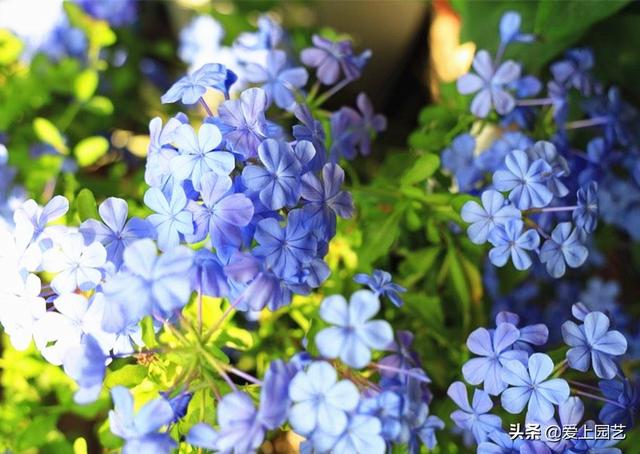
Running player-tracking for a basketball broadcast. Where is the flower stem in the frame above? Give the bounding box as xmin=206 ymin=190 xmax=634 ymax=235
xmin=571 ymin=389 xmax=625 ymax=408
xmin=199 ymin=97 xmax=214 ymax=117
xmin=314 ymin=77 xmax=353 ymax=107
xmin=371 ymin=363 xmax=431 ymax=383
xmin=516 ymin=98 xmax=554 ymax=107
xmin=529 ymin=205 xmax=578 ymax=213
xmin=223 ymin=365 xmax=263 ymax=386
xmin=564 ymin=116 xmax=608 ymax=130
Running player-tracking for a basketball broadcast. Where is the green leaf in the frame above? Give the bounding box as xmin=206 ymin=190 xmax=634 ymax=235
xmin=446 ymin=247 xmax=471 ymax=331
xmin=401 ymin=153 xmax=440 ymax=186
xmin=141 ymin=316 xmax=158 ymax=348
xmin=33 ymin=117 xmax=68 ymax=154
xmin=74 ymin=70 xmax=99 ymax=102
xmin=104 ymin=365 xmax=148 ymax=388
xmin=83 ymin=96 xmax=114 ymax=115
xmin=75 ymin=189 xmax=99 ymax=221
xmin=358 ymin=208 xmax=403 ymax=268
xmin=74 ymin=136 xmax=109 ymax=167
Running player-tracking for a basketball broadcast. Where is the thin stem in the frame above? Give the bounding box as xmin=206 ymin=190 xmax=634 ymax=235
xmin=199 ymin=97 xmax=214 ymax=117
xmin=567 ymin=379 xmax=602 ymax=392
xmin=372 ymin=363 xmax=431 ymax=383
xmin=572 ymin=389 xmax=625 ymax=408
xmin=314 ymin=77 xmax=352 ymax=106
xmin=516 ymin=98 xmax=553 ymax=107
xmin=224 ymin=365 xmax=263 ymax=386
xmin=524 ymin=218 xmax=550 ymax=240
xmin=198 ymin=290 xmax=203 ymax=335
xmin=201 ymin=301 xmax=237 ymax=345
xmin=529 ymin=205 xmax=578 ymax=213
xmin=564 ymin=116 xmax=608 ymax=130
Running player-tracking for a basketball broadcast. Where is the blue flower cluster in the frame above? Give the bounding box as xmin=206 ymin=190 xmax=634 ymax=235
xmin=450 ymin=11 xmax=640 ymax=278
xmin=0 ymin=15 xmax=395 ymax=453
xmin=450 ymin=305 xmax=634 ymax=453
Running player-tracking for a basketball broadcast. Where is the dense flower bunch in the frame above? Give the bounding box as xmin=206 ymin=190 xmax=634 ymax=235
xmin=0 ymin=15 xmax=448 ymax=454
xmin=450 ymin=304 xmax=636 ymax=453
xmin=449 ymin=11 xmax=639 ymax=278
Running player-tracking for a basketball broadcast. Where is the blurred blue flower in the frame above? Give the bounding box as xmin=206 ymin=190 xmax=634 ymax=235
xmin=500 ymin=353 xmax=570 ymax=421
xmin=42 ymin=233 xmax=106 ymax=294
xmin=186 ymin=423 xmax=218 ymax=451
xmin=170 ymin=123 xmax=235 ymax=191
xmin=109 ymin=386 xmax=176 ymax=454
xmin=525 ymin=141 xmax=569 ymax=198
xmin=462 ymin=323 xmax=527 ymax=395
xmin=242 ymin=138 xmax=302 ymax=210
xmin=62 ymin=335 xmax=106 ymax=404
xmin=599 ymin=379 xmax=640 ymax=428
xmin=293 ymin=104 xmax=327 ymax=171
xmin=77 ymin=0 xmax=137 ymax=27
xmin=562 ymin=311 xmax=627 ymax=379
xmin=539 ymin=222 xmax=588 ymax=278
xmin=144 ymin=185 xmax=193 ymax=252
xmin=488 ymin=219 xmax=539 ymax=271
xmin=216 ymin=392 xmax=265 ymax=454
xmin=161 ymin=391 xmax=192 ymax=423
xmin=461 ymin=189 xmax=521 ymax=245
xmin=495 ymin=311 xmax=548 ymax=353
xmin=316 ymin=289 xmax=393 ymax=369
xmin=313 ymin=414 xmax=386 ymax=454
xmin=493 ymin=149 xmax=553 ymax=210
xmin=551 ymin=48 xmax=594 ymax=96
xmin=359 ymin=391 xmax=403 ymax=441
xmin=448 ymin=381 xmax=502 ymax=443
xmin=14 ymin=195 xmax=69 ymax=242
xmin=192 ymin=249 xmax=229 ymax=297
xmin=245 ymin=49 xmax=308 ymax=109
xmin=457 ymin=50 xmax=521 ymax=118
xmin=353 ymin=269 xmax=406 ymax=307
xmin=80 ymin=197 xmax=153 ymax=269
xmin=102 ymin=239 xmax=193 ymax=332
xmin=477 ymin=132 xmax=533 ymax=173
xmin=258 ymin=360 xmax=299 ymax=429
xmin=441 ymin=134 xmax=482 ymax=191
xmin=161 ymin=63 xmax=236 ymax=104
xmin=499 ymin=11 xmax=535 ymax=45
xmin=573 ymin=182 xmax=599 ymax=233
xmin=288 ymin=361 xmax=360 ymax=436
xmin=301 ymin=35 xmax=369 ymax=85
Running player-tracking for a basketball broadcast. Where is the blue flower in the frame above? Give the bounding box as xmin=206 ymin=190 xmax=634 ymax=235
xmin=441 ymin=134 xmax=481 ymax=191
xmin=192 ymin=249 xmax=229 ymax=297
xmin=288 ymin=361 xmax=360 ymax=436
xmin=214 ymin=87 xmax=271 ymax=160
xmin=170 ymin=123 xmax=235 ymax=190
xmin=41 ymin=233 xmax=107 ymax=294
xmin=253 ymin=210 xmax=317 ymax=279
xmin=599 ymin=379 xmax=640 ymax=428
xmin=293 ymin=104 xmax=327 ymax=171
xmin=353 ymin=269 xmax=406 ymax=307
xmin=495 ymin=311 xmax=549 ymax=353
xmin=573 ymin=182 xmax=599 ymax=233
xmin=62 ymin=335 xmax=106 ymax=404
xmin=245 ymin=49 xmax=308 ymax=109
xmin=350 ymin=93 xmax=387 ymax=157
xmin=499 ymin=11 xmax=535 ymax=45
xmin=77 ymin=0 xmax=137 ymax=27
xmin=187 ymin=173 xmax=254 ymax=252
xmin=567 ymin=422 xmax=622 ymax=453
xmin=301 ymin=163 xmax=354 ymax=240
xmin=14 ymin=195 xmax=69 ymax=242
xmin=525 ymin=141 xmax=570 ymax=198
xmin=539 ymin=222 xmax=588 ymax=278
xmin=242 ymin=138 xmax=302 ymax=210
xmin=359 ymin=391 xmax=403 ymax=441
xmin=550 ymin=48 xmax=594 ymax=96
xmin=144 ymin=185 xmax=193 ymax=252
xmin=461 ymin=189 xmax=521 ymax=245
xmin=562 ymin=311 xmax=627 ymax=379
xmin=301 ymin=35 xmax=369 ymax=85
xmin=493 ymin=149 xmax=553 ymax=210
xmin=488 ymin=219 xmax=540 ymax=271
xmin=501 ymin=353 xmax=570 ymax=421
xmin=462 ymin=322 xmax=527 ymax=395
xmin=102 ymin=239 xmax=193 ymax=332
xmin=216 ymin=392 xmax=265 ymax=454
xmin=161 ymin=391 xmax=193 ymax=423
xmin=457 ymin=50 xmax=521 ymax=118
xmin=109 ymin=386 xmax=176 ymax=454
xmin=478 ymin=431 xmax=548 ymax=454
xmin=80 ymin=197 xmax=153 ymax=268
xmin=258 ymin=360 xmax=299 ymax=429
xmin=186 ymin=423 xmax=218 ymax=451
xmin=161 ymin=63 xmax=236 ymax=104
xmin=313 ymin=414 xmax=386 ymax=454
xmin=448 ymin=381 xmax=502 ymax=443
xmin=316 ymin=289 xmax=393 ymax=369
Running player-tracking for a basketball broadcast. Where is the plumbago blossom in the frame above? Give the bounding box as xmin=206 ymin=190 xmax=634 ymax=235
xmin=453 ymin=10 xmax=640 ymax=279
xmin=451 ymin=305 xmax=632 ymax=453
xmin=0 ymin=16 xmax=447 ymax=454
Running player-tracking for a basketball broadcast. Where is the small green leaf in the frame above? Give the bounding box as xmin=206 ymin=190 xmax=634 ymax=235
xmin=104 ymin=365 xmax=148 ymax=388
xmin=74 ymin=69 xmax=99 ymax=102
xmin=401 ymin=153 xmax=440 ymax=186
xmin=33 ymin=117 xmax=68 ymax=154
xmin=83 ymin=96 xmax=114 ymax=115
xmin=74 ymin=136 xmax=109 ymax=167
xmin=358 ymin=208 xmax=403 ymax=268
xmin=447 ymin=247 xmax=471 ymax=331
xmin=75 ymin=188 xmax=99 ymax=221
